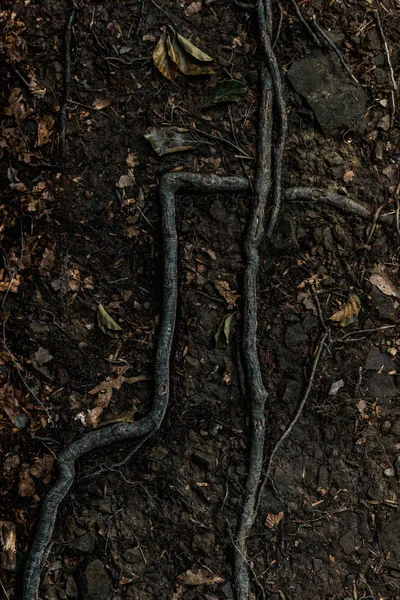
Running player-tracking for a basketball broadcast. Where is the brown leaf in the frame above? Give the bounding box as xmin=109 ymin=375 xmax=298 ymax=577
xmin=168 ymin=33 xmax=214 ymax=76
xmin=214 ymin=280 xmax=240 ymax=307
xmin=265 ymin=512 xmax=284 ymax=529
xmin=0 ymin=269 xmax=22 ymax=293
xmin=37 ymin=115 xmax=54 ymax=146
xmin=369 ymin=264 xmax=400 ymax=299
xmin=153 ymin=30 xmax=178 ymax=81
xmin=92 ymin=98 xmax=112 ymax=110
xmin=19 ymin=467 xmax=35 ymax=497
xmin=144 ymin=126 xmax=199 ymax=156
xmin=0 ymin=522 xmax=17 ymax=571
xmin=126 ymin=152 xmax=139 ymax=168
xmin=184 ymin=1 xmax=203 ymax=16
xmin=329 ymin=292 xmax=361 ymax=327
xmin=175 ymin=32 xmax=213 ymax=63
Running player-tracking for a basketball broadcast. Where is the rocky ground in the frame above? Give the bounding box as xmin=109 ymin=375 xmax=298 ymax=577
xmin=1 ymin=0 xmax=400 ymax=599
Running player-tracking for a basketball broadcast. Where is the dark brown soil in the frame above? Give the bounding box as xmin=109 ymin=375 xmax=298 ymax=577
xmin=1 ymin=1 xmax=400 ymax=599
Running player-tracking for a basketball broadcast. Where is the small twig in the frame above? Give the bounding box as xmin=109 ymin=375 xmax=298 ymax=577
xmin=310 ymin=284 xmax=327 ymax=332
xmin=374 ymin=10 xmax=397 ymax=92
xmin=395 ymin=195 xmax=400 ymax=243
xmin=365 ymin=201 xmax=386 ymax=245
xmin=272 ymin=0 xmax=284 ymax=49
xmin=312 ymin=16 xmax=359 ymax=84
xmin=256 ymin=332 xmax=328 ymax=510
xmin=60 ymin=0 xmax=78 ymax=158
xmin=0 ymin=576 xmax=10 ymax=600
xmin=149 ymin=0 xmax=179 ymax=31
xmin=337 ymin=324 xmax=396 ymax=342
xmin=288 ymin=0 xmax=320 ymax=46
xmin=187 ymin=126 xmax=251 ymax=158
xmin=2 ymin=325 xmax=53 ymax=424
xmin=128 ymin=0 xmax=145 ymax=38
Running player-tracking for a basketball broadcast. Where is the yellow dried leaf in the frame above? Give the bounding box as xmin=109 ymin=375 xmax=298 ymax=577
xmin=97 ymin=303 xmax=125 ymax=338
xmin=153 ymin=31 xmax=178 ymax=81
xmin=176 ymin=32 xmax=213 ymax=62
xmin=329 ymin=292 xmax=360 ymax=327
xmin=168 ymin=33 xmax=214 ymax=76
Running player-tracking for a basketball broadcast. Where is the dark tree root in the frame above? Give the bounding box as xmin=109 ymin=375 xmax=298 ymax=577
xmin=22 ymin=173 xmax=250 ymax=600
xmin=285 ymin=187 xmax=395 ymax=224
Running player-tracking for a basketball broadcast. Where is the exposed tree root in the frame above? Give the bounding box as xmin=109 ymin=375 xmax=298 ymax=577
xmin=285 ymin=187 xmax=395 ymax=224
xmin=22 ymin=173 xmax=249 ymax=600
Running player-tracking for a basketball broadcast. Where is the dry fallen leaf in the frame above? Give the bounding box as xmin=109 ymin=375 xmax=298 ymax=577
xmin=329 ymin=292 xmax=360 ymax=327
xmin=265 ymin=512 xmax=284 ymax=529
xmin=117 ymin=173 xmax=135 ymax=188
xmin=97 ymin=303 xmax=125 ymax=338
xmin=171 ymin=569 xmax=224 ymax=600
xmin=0 ymin=269 xmax=22 ymax=293
xmin=126 ymin=152 xmax=139 ymax=168
xmin=92 ymin=98 xmax=112 ymax=110
xmin=153 ymin=30 xmax=178 ymax=81
xmin=144 ymin=126 xmax=200 ymax=156
xmin=184 ymin=1 xmax=202 ymax=16
xmin=214 ymin=280 xmax=240 ymax=307
xmin=343 ymin=170 xmax=355 ymax=182
xmin=37 ymin=115 xmax=55 ymax=146
xmin=369 ymin=264 xmax=400 ymax=299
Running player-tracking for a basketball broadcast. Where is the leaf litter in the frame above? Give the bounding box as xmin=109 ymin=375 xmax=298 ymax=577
xmin=153 ymin=27 xmax=214 ymax=80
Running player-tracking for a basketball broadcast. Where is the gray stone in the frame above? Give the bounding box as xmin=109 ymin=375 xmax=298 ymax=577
xmin=79 ymin=559 xmax=112 ymax=600
xmin=288 ymin=54 xmax=368 ymax=134
xmin=209 ymin=200 xmax=227 ymax=222
xmin=339 ymin=530 xmax=357 ymax=555
xmin=380 ymin=518 xmax=400 ymax=563
xmin=192 ymin=531 xmax=215 ymax=554
xmin=123 ymin=547 xmax=143 ymax=565
xmin=364 ymin=374 xmax=397 ymax=404
xmin=65 ymin=532 xmax=95 ymax=556
xmin=391 ymin=419 xmax=400 ymax=436
xmin=191 ymin=449 xmax=216 ymax=472
xmin=65 ymin=575 xmax=78 ymax=599
xmin=364 ymin=347 xmax=393 ymax=372
xmin=285 ymin=323 xmax=308 ymax=348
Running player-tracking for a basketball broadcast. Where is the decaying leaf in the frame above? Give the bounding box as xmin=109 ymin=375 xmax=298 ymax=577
xmin=126 ymin=152 xmax=139 ymax=168
xmin=168 ymin=33 xmax=214 ymax=76
xmin=153 ymin=30 xmax=178 ymax=81
xmin=265 ymin=512 xmax=284 ymax=529
xmin=0 ymin=269 xmax=22 ymax=293
xmin=329 ymin=292 xmax=361 ymax=327
xmin=203 ymin=79 xmax=248 ymax=108
xmin=215 ymin=280 xmax=240 ymax=307
xmin=144 ymin=126 xmax=200 ymax=156
xmin=92 ymin=98 xmax=112 ymax=110
xmin=0 ymin=521 xmax=17 ymax=572
xmin=153 ymin=28 xmax=214 ymax=80
xmin=97 ymin=303 xmax=125 ymax=338
xmin=184 ymin=1 xmax=202 ymax=16
xmin=215 ymin=313 xmax=236 ymax=348
xmin=369 ymin=264 xmax=400 ymax=299
xmin=117 ymin=173 xmax=135 ymax=188
xmin=37 ymin=115 xmax=55 ymax=146
xmin=171 ymin=569 xmax=224 ymax=600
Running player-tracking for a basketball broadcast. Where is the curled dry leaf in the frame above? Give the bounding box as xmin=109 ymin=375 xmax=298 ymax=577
xmin=265 ymin=511 xmax=284 ymax=529
xmin=369 ymin=264 xmax=400 ymax=299
xmin=153 ymin=30 xmax=178 ymax=81
xmin=329 ymin=292 xmax=361 ymax=327
xmin=215 ymin=280 xmax=240 ymax=307
xmin=97 ymin=303 xmax=125 ymax=338
xmin=168 ymin=33 xmax=214 ymax=76
xmin=92 ymin=98 xmax=112 ymax=110
xmin=144 ymin=126 xmax=200 ymax=156
xmin=0 ymin=269 xmax=22 ymax=293
xmin=215 ymin=313 xmax=236 ymax=348
xmin=171 ymin=569 xmax=224 ymax=600
xmin=153 ymin=28 xmax=214 ymax=80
